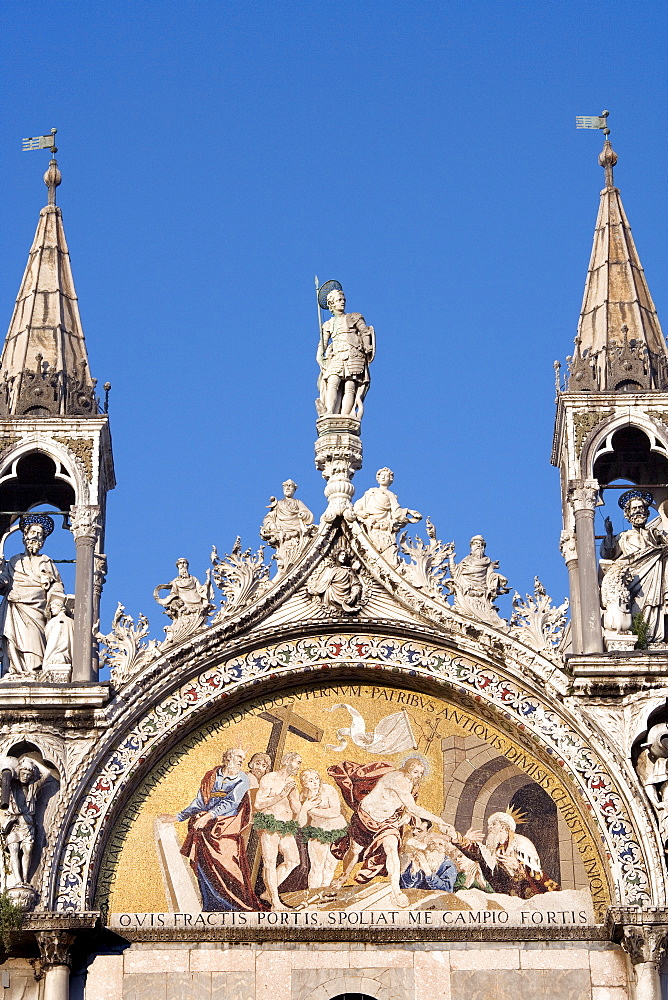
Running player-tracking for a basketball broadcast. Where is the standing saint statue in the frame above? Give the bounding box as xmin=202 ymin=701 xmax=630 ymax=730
xmin=0 ymin=515 xmax=65 ymax=678
xmin=353 ymin=468 xmax=421 ymax=561
xmin=445 ymin=535 xmax=509 ymax=626
xmin=601 ymin=490 xmax=668 ymax=646
xmin=42 ymin=593 xmax=74 ymax=678
xmin=260 ymin=480 xmax=315 ymax=577
xmin=316 ymin=281 xmax=375 ymax=419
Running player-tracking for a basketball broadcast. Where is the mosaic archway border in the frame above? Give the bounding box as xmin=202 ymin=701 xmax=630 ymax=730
xmin=51 ymin=633 xmax=653 ymax=911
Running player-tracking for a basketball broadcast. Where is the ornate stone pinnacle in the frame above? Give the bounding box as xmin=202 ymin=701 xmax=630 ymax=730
xmin=599 ymin=138 xmax=618 ymax=189
xmin=43 ymin=158 xmax=62 ymax=207
xmin=314 ymin=415 xmax=362 ymax=521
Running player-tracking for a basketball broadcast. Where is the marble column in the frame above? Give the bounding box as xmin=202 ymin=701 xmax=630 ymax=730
xmin=70 ymin=505 xmax=100 ymax=683
xmin=36 ymin=930 xmax=75 ymax=1000
xmin=622 ymin=924 xmax=668 ymax=1000
xmin=568 ymin=481 xmax=603 ymax=654
xmin=560 ymin=529 xmax=582 ymax=653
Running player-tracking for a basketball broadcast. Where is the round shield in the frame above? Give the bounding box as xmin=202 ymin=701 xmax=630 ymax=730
xmin=318 ymin=279 xmax=343 ymax=311
xmin=19 ymin=512 xmax=55 ymax=537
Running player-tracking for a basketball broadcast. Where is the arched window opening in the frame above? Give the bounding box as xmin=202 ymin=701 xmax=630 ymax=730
xmin=594 ymin=426 xmax=668 ymax=487
xmin=0 ymin=451 xmax=75 ymax=539
xmin=508 ymin=784 xmax=560 ymax=885
xmin=330 ymin=994 xmax=379 ymax=1000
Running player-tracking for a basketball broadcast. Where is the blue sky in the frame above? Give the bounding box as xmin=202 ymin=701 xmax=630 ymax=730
xmin=1 ymin=0 xmax=666 ymax=649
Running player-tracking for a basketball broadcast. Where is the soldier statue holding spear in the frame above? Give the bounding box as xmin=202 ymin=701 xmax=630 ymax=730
xmin=315 ymin=279 xmax=375 ymax=419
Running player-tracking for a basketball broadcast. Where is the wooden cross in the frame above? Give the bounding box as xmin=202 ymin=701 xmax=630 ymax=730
xmin=259 ymin=705 xmax=323 ymax=765
xmin=249 ymin=705 xmax=324 ymax=884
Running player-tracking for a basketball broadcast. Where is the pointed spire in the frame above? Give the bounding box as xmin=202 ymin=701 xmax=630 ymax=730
xmin=0 ymin=160 xmax=98 ymax=416
xmin=567 ymin=137 xmax=668 ymax=392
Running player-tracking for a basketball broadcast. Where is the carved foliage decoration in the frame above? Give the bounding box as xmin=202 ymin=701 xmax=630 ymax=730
xmin=573 ymin=410 xmax=612 ymax=457
xmin=97 ymin=603 xmax=159 ymax=688
xmin=0 ymin=435 xmax=20 ymax=458
xmin=210 ymin=538 xmax=270 ymax=623
xmin=53 ymin=436 xmax=94 ymax=481
xmin=509 ymin=577 xmax=569 ymax=655
xmin=398 ymin=518 xmax=451 ymax=598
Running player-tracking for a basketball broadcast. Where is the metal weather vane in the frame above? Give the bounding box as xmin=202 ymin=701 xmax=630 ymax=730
xmin=22 ymin=128 xmax=58 ymax=154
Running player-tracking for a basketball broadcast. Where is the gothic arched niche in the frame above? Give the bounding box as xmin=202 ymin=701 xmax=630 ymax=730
xmin=94 ymin=678 xmax=612 ymax=926
xmin=0 ymin=451 xmax=74 ymax=539
xmin=594 ymin=425 xmax=668 ymax=487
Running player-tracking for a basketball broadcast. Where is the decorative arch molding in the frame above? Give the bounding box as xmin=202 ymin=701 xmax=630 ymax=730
xmin=299 ymin=973 xmax=410 ymax=1000
xmin=580 ymin=411 xmax=668 ymax=483
xmin=48 ymin=632 xmax=660 ymax=913
xmin=0 ymin=434 xmax=90 ymax=506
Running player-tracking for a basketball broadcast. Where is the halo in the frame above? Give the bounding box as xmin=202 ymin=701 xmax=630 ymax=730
xmin=318 ymin=279 xmax=343 ymax=311
xmin=397 ymin=751 xmax=432 ymax=778
xmin=19 ymin=513 xmax=54 ymax=538
xmin=618 ymin=489 xmax=654 ymax=511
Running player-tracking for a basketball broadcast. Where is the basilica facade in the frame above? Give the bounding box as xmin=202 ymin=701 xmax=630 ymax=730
xmin=0 ymin=134 xmax=666 ymax=1000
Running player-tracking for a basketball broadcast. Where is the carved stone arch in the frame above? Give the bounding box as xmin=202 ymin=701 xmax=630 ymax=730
xmin=299 ymin=973 xmax=411 ymax=1000
xmin=0 ymin=436 xmax=89 ymax=507
xmin=46 ymin=632 xmax=660 ymax=912
xmin=581 ymin=413 xmax=668 ymax=487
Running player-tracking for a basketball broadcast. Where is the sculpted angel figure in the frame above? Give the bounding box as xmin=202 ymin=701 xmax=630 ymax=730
xmin=260 ymin=480 xmax=315 ymax=577
xmin=316 ymin=282 xmax=375 ymax=419
xmin=0 ymin=515 xmax=65 ymax=677
xmin=601 ymin=490 xmax=668 ymax=645
xmin=353 ymin=468 xmax=421 ymax=561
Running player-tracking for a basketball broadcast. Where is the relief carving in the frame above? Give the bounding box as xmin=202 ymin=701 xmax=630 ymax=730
xmin=53 ymin=435 xmax=94 ymax=481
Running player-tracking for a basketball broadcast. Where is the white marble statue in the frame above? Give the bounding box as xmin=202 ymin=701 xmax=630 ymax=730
xmin=637 ymin=724 xmax=668 ymax=849
xmin=445 ymin=535 xmax=509 ymax=626
xmin=154 ymin=558 xmax=214 ymax=644
xmin=307 ymin=551 xmax=364 ymax=614
xmin=42 ymin=593 xmax=74 ymax=678
xmin=0 ymin=754 xmax=49 ymax=893
xmin=0 ymin=516 xmax=65 ymax=678
xmin=353 ymin=468 xmax=421 ymax=561
xmin=601 ymin=490 xmax=668 ymax=646
xmin=260 ymin=480 xmax=315 ymax=576
xmin=316 ymin=285 xmax=375 ymax=418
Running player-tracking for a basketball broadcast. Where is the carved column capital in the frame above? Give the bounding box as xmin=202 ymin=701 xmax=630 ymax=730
xmin=69 ymin=505 xmax=100 ymax=543
xmin=559 ymin=530 xmax=578 ymax=566
xmin=35 ymin=929 xmax=76 ymax=969
xmin=621 ymin=924 xmax=668 ymax=967
xmin=567 ymin=480 xmax=600 ymax=514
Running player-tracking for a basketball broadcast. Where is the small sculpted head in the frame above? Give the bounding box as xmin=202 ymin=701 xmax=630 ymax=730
xmin=470 ymin=535 xmax=486 ymax=557
xmin=176 ymin=558 xmax=189 ymax=578
xmin=624 ymin=497 xmax=650 ymax=528
xmin=24 ymin=524 xmax=45 ymax=555
xmin=221 ymin=748 xmax=246 ymax=776
xmin=17 ymin=757 xmax=39 ymax=785
xmin=336 ymin=550 xmax=351 ymax=566
xmin=48 ymin=595 xmax=66 ymax=617
xmin=326 ymin=289 xmax=346 ymax=315
xmin=248 ymin=752 xmax=272 ymax=779
xmin=282 ymin=480 xmax=297 ymax=499
xmin=282 ymin=752 xmax=302 ymax=775
xmin=376 ymin=467 xmax=394 ymax=488
xmin=300 ymin=768 xmax=321 ymax=796
xmin=485 ymin=811 xmax=515 ymax=850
